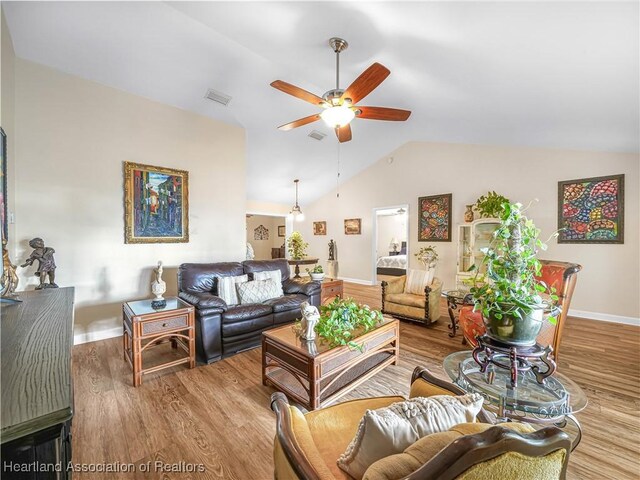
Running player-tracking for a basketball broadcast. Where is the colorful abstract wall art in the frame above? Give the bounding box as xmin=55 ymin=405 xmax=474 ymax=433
xmin=418 ymin=193 xmax=452 ymax=242
xmin=558 ymin=174 xmax=624 ymax=244
xmin=124 ymin=162 xmax=189 ymax=243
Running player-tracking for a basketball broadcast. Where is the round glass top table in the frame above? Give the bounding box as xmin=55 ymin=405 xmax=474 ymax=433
xmin=444 ymin=350 xmax=588 ymax=450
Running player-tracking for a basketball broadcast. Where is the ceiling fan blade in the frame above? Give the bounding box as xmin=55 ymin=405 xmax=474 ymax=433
xmin=335 ymin=124 xmax=352 ymax=143
xmin=277 ymin=114 xmax=320 ymax=131
xmin=356 ymin=106 xmax=412 ymax=121
xmin=270 ymin=80 xmax=326 ymax=106
xmin=341 ymin=63 xmax=390 ymax=105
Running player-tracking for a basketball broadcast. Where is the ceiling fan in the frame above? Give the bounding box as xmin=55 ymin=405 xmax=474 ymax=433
xmin=270 ymin=37 xmax=411 ymax=143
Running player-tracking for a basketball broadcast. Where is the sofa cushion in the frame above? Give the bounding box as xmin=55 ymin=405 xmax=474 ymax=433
xmin=222 ymin=304 xmax=272 ymax=323
xmin=404 ymin=269 xmax=431 ymax=295
xmin=338 ymin=394 xmax=484 ymax=479
xmin=178 ymin=291 xmax=228 ymax=310
xmin=237 ymin=279 xmax=281 ymax=304
xmin=244 ymin=259 xmax=290 ymax=282
xmin=385 ymin=293 xmax=425 ymax=308
xmin=253 ymin=270 xmax=285 ymax=297
xmin=217 ymin=274 xmax=249 ymax=306
xmin=263 ymin=294 xmax=308 ymax=313
xmin=178 ymin=262 xmax=244 ymax=294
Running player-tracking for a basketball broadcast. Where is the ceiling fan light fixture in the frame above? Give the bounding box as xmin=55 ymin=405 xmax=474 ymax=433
xmin=320 ymin=105 xmax=355 ymax=128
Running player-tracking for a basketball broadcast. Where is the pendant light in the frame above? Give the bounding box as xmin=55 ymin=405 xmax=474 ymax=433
xmin=288 ymin=179 xmax=305 ymax=222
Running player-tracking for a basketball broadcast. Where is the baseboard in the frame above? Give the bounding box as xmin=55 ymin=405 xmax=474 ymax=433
xmin=569 ymin=309 xmax=639 ymax=326
xmin=339 ymin=277 xmax=375 ymax=286
xmin=74 ymin=326 xmax=123 ymax=345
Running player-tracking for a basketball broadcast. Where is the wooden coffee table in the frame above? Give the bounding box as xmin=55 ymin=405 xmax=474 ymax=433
xmin=262 ymin=317 xmax=399 ymax=410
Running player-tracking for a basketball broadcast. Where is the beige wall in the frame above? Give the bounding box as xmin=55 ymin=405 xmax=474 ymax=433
xmin=1 ymin=8 xmax=16 ymax=248
xmin=246 ymin=214 xmax=285 ymax=260
xmin=14 ymin=59 xmax=247 ymax=343
xmin=299 ymin=142 xmax=639 ymax=321
xmin=376 ymin=213 xmax=407 ymax=257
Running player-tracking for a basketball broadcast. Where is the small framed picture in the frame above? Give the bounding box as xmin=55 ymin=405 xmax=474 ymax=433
xmin=278 ymin=225 xmax=286 ymax=237
xmin=344 ymin=218 xmax=361 ymax=235
xmin=313 ymin=221 xmax=327 ymax=235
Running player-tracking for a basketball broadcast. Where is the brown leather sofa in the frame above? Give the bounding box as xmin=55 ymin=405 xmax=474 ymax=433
xmin=178 ymin=259 xmax=321 ymax=364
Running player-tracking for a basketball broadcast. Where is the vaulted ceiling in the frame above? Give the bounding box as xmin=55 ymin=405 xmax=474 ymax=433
xmin=4 ymin=1 xmax=639 ymax=204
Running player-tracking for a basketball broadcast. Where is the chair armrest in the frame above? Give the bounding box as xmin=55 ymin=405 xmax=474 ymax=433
xmin=410 ymin=367 xmax=492 ymax=424
xmin=179 ymin=291 xmax=228 ymax=311
xmin=271 ymin=393 xmax=332 ymax=480
xmin=426 ymin=278 xmax=442 ymax=297
xmin=381 ymin=276 xmax=405 ymax=295
xmin=283 ymin=279 xmax=321 ymax=296
xmin=403 ymin=425 xmax=571 ymax=480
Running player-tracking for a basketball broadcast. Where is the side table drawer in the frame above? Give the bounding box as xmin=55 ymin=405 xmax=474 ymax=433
xmin=323 ymin=285 xmax=343 ymax=296
xmin=141 ymin=315 xmax=189 ymax=335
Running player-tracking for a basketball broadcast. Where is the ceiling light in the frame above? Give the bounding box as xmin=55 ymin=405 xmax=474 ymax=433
xmin=288 ymin=179 xmax=305 ymax=222
xmin=320 ymin=105 xmax=355 ymax=128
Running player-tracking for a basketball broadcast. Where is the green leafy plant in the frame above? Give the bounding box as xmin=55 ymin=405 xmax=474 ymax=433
xmin=469 ymin=202 xmax=559 ymax=325
xmin=415 ymin=246 xmax=438 ymax=268
xmin=474 ymin=191 xmax=510 ymax=218
xmin=287 ymin=231 xmax=308 ymax=260
xmin=306 ymin=265 xmax=324 ymax=274
xmin=314 ymin=297 xmax=383 ymax=351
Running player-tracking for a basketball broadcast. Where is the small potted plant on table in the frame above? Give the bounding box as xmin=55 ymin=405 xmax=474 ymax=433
xmin=469 ymin=202 xmax=558 ymax=346
xmin=306 ymin=265 xmax=325 ymax=281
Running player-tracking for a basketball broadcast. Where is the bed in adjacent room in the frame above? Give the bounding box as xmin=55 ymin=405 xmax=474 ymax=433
xmin=376 ymin=251 xmax=407 ymax=276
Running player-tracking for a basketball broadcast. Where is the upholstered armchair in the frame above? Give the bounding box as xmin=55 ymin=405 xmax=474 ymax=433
xmin=381 ymin=276 xmax=442 ymax=325
xmin=272 ymin=367 xmax=571 ymax=480
xmin=459 ymin=260 xmax=582 ymax=361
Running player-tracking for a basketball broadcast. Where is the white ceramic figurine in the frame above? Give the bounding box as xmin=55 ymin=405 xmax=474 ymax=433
xmin=300 ymin=301 xmax=320 ymax=341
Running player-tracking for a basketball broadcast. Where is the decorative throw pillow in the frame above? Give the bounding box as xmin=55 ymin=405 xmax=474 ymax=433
xmin=237 ymin=279 xmax=280 ymax=304
xmin=216 ymin=274 xmax=248 ymax=306
xmin=337 ymin=394 xmax=484 ymax=480
xmin=404 ymin=269 xmax=432 ymax=295
xmin=253 ymin=269 xmax=284 ymax=297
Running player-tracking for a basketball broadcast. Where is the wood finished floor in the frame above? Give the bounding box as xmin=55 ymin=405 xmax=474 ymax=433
xmin=72 ymin=282 xmax=640 ymax=479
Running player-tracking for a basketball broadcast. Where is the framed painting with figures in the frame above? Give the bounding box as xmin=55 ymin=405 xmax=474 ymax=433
xmin=124 ymin=162 xmax=189 ymax=243
xmin=313 ymin=221 xmax=327 ymax=235
xmin=418 ymin=193 xmax=452 ymax=242
xmin=558 ymin=174 xmax=624 ymax=244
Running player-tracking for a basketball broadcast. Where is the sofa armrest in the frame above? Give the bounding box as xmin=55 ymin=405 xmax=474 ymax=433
xmin=179 ymin=291 xmax=228 ymax=311
xmin=381 ymin=275 xmax=406 ymax=295
xmin=282 ymin=279 xmax=321 ymax=297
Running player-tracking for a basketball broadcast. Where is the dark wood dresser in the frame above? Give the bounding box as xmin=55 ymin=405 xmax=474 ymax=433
xmin=1 ymin=288 xmax=75 ymax=479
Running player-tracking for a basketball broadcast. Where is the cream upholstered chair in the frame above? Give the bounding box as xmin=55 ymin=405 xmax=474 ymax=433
xmin=381 ymin=276 xmax=442 ymax=325
xmin=272 ymin=367 xmax=571 ymax=480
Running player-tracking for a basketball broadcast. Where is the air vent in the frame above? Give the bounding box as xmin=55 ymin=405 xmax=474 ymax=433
xmin=204 ymin=88 xmax=232 ymax=106
xmin=308 ymin=130 xmax=327 ymax=141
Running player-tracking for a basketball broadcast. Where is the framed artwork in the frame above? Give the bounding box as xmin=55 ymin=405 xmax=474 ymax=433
xmin=313 ymin=221 xmax=327 ymax=235
xmin=0 ymin=128 xmax=7 ymax=242
xmin=344 ymin=218 xmax=361 ymax=235
xmin=418 ymin=193 xmax=452 ymax=242
xmin=558 ymin=174 xmax=624 ymax=244
xmin=124 ymin=162 xmax=189 ymax=243
xmin=254 ymin=225 xmax=269 ymax=240
xmin=278 ymin=225 xmax=285 ymax=237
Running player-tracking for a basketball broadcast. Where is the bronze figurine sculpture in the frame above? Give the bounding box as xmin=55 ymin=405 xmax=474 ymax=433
xmin=328 ymin=239 xmax=336 ymax=261
xmin=21 ymin=237 xmax=58 ymax=289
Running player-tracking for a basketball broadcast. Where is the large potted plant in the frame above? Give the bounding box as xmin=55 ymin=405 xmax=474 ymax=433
xmin=469 ymin=202 xmax=558 ymax=346
xmin=315 ymin=297 xmax=383 ymax=351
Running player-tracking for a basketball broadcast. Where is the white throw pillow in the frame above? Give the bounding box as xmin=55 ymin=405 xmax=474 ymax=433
xmin=237 ymin=279 xmax=280 ymax=304
xmin=253 ymin=269 xmax=284 ymax=297
xmin=404 ymin=269 xmax=432 ymax=295
xmin=217 ymin=274 xmax=248 ymax=306
xmin=337 ymin=394 xmax=484 ymax=480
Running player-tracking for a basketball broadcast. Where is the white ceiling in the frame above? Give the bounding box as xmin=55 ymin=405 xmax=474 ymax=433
xmin=4 ymin=1 xmax=639 ymax=205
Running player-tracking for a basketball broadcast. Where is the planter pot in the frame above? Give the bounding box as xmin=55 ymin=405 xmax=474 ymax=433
xmin=484 ymin=306 xmax=545 ymax=346
xmin=310 ymin=273 xmax=325 ymax=281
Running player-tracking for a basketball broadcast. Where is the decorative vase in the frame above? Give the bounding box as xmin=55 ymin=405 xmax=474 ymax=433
xmin=464 ymin=205 xmax=474 ymax=223
xmin=483 ymin=305 xmax=545 ymax=346
xmin=151 ymin=261 xmax=167 ymax=309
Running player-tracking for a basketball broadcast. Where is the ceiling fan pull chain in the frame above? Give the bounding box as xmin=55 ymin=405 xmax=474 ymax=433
xmin=336 ymin=141 xmax=341 ymax=198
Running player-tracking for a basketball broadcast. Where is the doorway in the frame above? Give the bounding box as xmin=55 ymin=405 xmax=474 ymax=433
xmin=245 ymin=213 xmax=288 ymax=260
xmin=372 ymin=205 xmax=409 ymax=283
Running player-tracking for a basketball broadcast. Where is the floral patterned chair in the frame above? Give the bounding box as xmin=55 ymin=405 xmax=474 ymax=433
xmin=459 ymin=260 xmax=581 ymax=362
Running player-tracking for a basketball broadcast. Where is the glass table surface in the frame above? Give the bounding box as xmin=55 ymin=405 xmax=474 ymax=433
xmin=126 ymin=297 xmax=191 ymax=317
xmin=444 ymin=351 xmax=587 ymax=421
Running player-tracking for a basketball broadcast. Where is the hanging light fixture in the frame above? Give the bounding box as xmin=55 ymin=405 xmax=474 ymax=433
xmin=288 ymin=179 xmax=305 ymax=222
